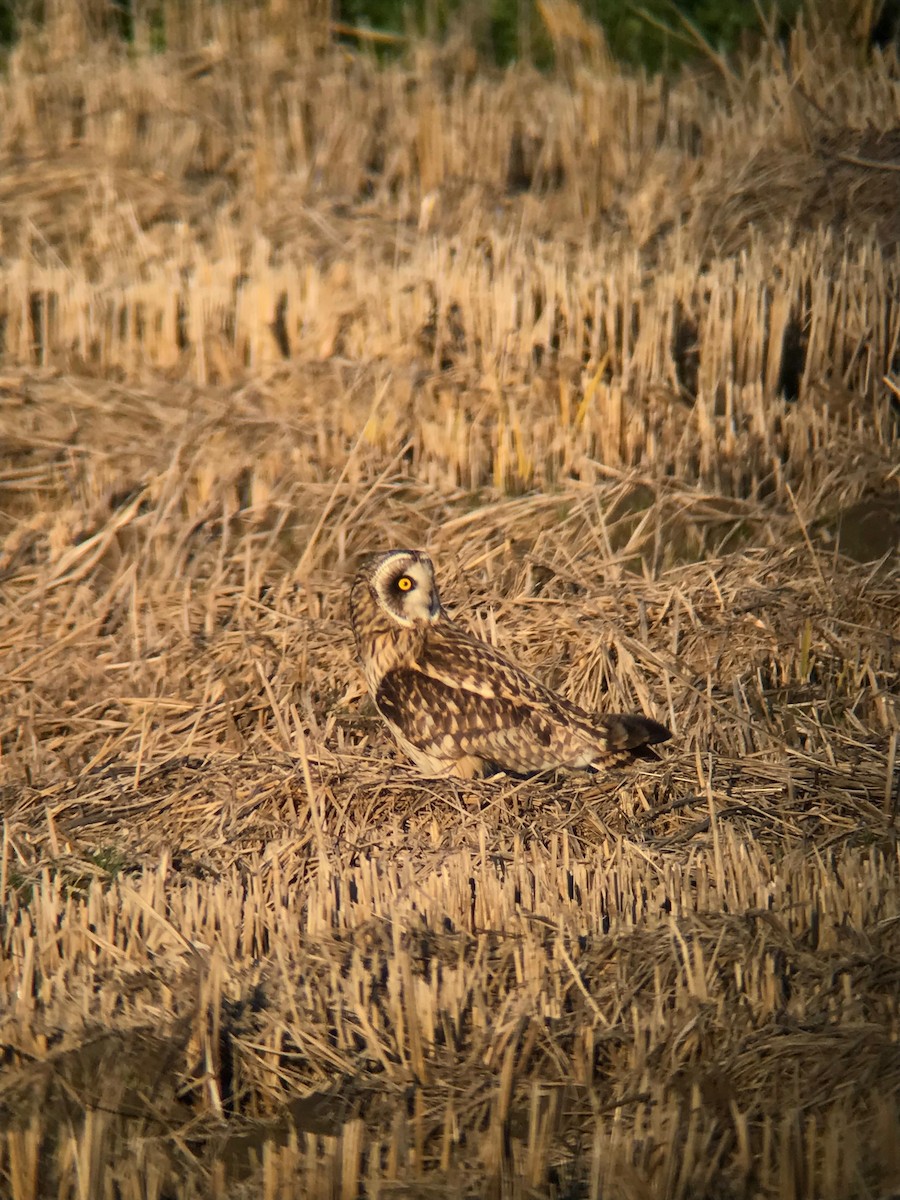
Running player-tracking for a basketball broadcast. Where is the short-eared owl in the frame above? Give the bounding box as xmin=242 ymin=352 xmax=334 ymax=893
xmin=349 ymin=549 xmax=670 ymax=779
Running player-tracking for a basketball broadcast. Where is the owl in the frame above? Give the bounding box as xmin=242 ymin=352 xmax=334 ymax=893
xmin=349 ymin=549 xmax=671 ymax=779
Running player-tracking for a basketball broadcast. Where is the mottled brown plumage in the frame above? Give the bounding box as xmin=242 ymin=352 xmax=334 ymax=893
xmin=349 ymin=549 xmax=671 ymax=779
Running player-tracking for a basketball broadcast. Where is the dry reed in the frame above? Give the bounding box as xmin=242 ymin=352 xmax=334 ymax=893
xmin=1 ymin=5 xmax=899 ymax=1198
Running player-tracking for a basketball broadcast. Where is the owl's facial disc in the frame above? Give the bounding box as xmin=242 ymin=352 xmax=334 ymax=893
xmin=372 ymin=551 xmax=441 ymax=627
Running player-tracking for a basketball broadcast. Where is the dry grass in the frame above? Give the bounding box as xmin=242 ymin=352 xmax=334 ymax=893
xmin=1 ymin=6 xmax=899 ymax=1198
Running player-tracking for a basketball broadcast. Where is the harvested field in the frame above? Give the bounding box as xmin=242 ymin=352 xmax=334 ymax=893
xmin=1 ymin=5 xmax=899 ymax=1198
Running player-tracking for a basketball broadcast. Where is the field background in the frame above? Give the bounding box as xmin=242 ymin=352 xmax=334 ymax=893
xmin=1 ymin=2 xmax=899 ymax=1197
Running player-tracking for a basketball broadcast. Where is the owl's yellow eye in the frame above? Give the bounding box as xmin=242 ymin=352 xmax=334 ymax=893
xmin=397 ymin=575 xmax=414 ymax=592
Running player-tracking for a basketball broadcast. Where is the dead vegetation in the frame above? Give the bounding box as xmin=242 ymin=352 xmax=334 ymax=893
xmin=0 ymin=4 xmax=899 ymax=1197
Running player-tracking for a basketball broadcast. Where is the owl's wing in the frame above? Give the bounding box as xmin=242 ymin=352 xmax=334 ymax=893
xmin=376 ymin=665 xmax=667 ymax=774
xmin=374 ymin=618 xmax=669 ymax=774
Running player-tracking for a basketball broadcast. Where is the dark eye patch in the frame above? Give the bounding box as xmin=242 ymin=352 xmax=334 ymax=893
xmin=394 ymin=574 xmax=416 ymax=593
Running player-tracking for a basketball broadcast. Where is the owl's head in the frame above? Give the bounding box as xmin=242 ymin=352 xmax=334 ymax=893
xmin=357 ymin=549 xmax=443 ymax=628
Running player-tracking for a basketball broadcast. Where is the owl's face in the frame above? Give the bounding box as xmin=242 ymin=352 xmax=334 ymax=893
xmin=362 ymin=549 xmax=443 ymax=628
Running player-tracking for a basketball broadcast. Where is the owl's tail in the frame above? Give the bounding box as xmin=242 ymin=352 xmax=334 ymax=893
xmin=598 ymin=713 xmax=672 ymax=761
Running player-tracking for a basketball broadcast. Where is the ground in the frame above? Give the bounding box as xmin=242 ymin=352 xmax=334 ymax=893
xmin=0 ymin=9 xmax=899 ymax=1199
